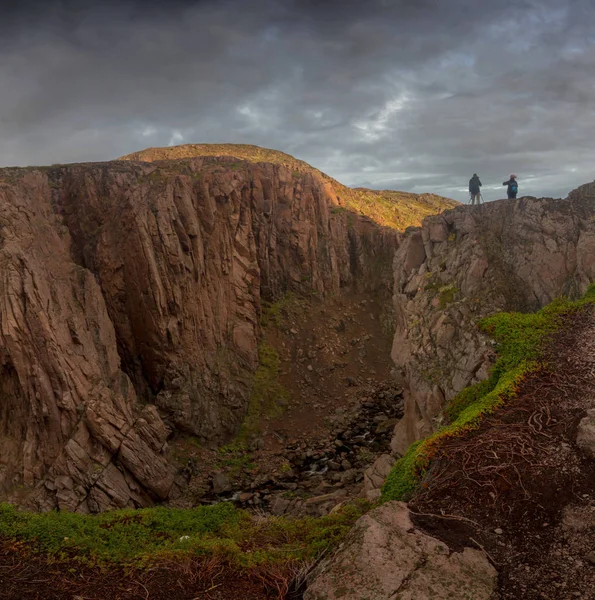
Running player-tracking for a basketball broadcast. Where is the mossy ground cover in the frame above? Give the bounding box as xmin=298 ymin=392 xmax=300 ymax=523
xmin=238 ymin=341 xmax=289 ymax=440
xmin=382 ymin=285 xmax=595 ymax=502
xmin=0 ymin=500 xmax=369 ymax=570
xmin=238 ymin=292 xmax=309 ymax=439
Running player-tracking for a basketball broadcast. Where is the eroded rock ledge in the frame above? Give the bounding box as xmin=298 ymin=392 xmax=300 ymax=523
xmin=390 ymin=191 xmax=595 ymax=455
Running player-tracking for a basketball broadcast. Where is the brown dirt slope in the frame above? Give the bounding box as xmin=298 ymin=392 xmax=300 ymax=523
xmin=410 ymin=306 xmax=595 ymax=600
xmin=119 ymin=143 xmax=458 ymax=229
xmin=0 ymin=542 xmax=278 ymax=600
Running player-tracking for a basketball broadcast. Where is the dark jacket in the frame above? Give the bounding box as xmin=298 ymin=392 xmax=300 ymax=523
xmin=503 ymin=178 xmax=518 ymax=197
xmin=469 ymin=176 xmax=482 ymax=194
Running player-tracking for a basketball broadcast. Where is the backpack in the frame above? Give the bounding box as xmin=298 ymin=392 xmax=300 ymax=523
xmin=510 ymin=181 xmax=518 ymax=194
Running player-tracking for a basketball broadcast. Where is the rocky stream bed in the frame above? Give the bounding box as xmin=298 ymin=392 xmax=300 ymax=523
xmin=194 ymin=382 xmax=404 ymax=517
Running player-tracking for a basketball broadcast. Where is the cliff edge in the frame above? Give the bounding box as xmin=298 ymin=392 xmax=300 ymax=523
xmin=390 ymin=191 xmax=595 ymax=454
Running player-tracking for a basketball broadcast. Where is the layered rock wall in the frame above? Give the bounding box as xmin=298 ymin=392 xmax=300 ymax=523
xmin=0 ymin=156 xmax=397 ymax=510
xmin=0 ymin=171 xmax=173 ymax=512
xmin=391 ymin=194 xmax=595 ymax=454
xmin=56 ymin=158 xmax=397 ymax=442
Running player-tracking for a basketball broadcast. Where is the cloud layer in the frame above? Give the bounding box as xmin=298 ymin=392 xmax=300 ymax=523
xmin=1 ymin=0 xmax=594 ymax=201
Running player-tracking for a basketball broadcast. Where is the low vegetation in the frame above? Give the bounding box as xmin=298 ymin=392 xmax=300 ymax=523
xmin=237 ymin=293 xmax=308 ymax=440
xmin=438 ymin=284 xmax=458 ymax=308
xmin=119 ymin=144 xmax=314 ymax=173
xmin=260 ymin=292 xmax=300 ymax=329
xmin=382 ymin=285 xmax=595 ymax=502
xmin=344 ymin=188 xmax=457 ymax=230
xmin=0 ymin=500 xmax=369 ymax=569
xmin=239 ymin=341 xmax=289 ymax=439
xmin=215 ymin=442 xmax=256 ymax=476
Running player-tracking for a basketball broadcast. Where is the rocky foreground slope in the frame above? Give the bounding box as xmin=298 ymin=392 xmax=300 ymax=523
xmin=390 ymin=189 xmax=595 ymax=454
xmin=0 ymin=146 xmax=454 ymax=513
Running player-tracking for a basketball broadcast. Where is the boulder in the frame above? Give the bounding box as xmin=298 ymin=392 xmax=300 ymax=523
xmin=576 ymin=408 xmax=595 ymax=458
xmin=212 ymin=473 xmax=232 ymax=495
xmin=363 ymin=454 xmax=396 ymax=500
xmin=269 ymin=496 xmax=292 ymax=516
xmin=304 ymin=502 xmax=497 ymax=600
xmin=303 ymin=490 xmax=348 ymax=516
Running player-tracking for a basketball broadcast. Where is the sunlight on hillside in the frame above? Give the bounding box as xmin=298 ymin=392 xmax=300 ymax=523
xmin=120 ymin=144 xmax=458 ymax=230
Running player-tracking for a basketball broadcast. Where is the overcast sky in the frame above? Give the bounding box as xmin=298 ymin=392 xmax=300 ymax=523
xmin=1 ymin=0 xmax=594 ymax=202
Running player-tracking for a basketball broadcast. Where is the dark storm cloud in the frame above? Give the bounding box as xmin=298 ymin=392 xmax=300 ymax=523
xmin=1 ymin=0 xmax=595 ymax=201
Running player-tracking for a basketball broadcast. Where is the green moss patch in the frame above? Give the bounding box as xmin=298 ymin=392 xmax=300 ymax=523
xmin=260 ymin=292 xmax=298 ymax=328
xmin=215 ymin=441 xmax=256 ymax=478
xmin=239 ymin=342 xmax=289 ymax=439
xmin=382 ymin=284 xmax=595 ymax=502
xmin=438 ymin=284 xmax=458 ymax=309
xmin=0 ymin=500 xmax=369 ymax=569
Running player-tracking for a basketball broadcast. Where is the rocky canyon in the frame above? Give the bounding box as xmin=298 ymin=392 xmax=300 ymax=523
xmin=0 ymin=145 xmax=453 ymax=513
xmin=2 ymin=145 xmax=595 ymax=600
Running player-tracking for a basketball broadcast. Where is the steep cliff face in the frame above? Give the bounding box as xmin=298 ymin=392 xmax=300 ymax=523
xmin=56 ymin=157 xmax=400 ymax=445
xmin=390 ymin=193 xmax=595 ymax=455
xmin=2 ymin=148 xmax=447 ymax=512
xmin=0 ymin=171 xmax=174 ymax=513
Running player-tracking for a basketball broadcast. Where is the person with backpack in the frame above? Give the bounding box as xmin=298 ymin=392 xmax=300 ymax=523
xmin=468 ymin=173 xmax=482 ymax=205
xmin=503 ymin=174 xmax=518 ymax=199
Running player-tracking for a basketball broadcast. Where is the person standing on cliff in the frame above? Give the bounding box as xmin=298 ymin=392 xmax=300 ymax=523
xmin=503 ymin=174 xmax=518 ymax=199
xmin=468 ymin=173 xmax=482 ymax=205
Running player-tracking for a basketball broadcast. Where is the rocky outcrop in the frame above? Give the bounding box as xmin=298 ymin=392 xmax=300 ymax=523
xmin=56 ymin=157 xmax=397 ymax=443
xmin=390 ymin=193 xmax=595 ymax=455
xmin=363 ymin=454 xmax=395 ymax=501
xmin=0 ymin=171 xmax=174 ymax=512
xmin=576 ymin=408 xmax=595 ymax=459
xmin=304 ymin=501 xmax=497 ymax=600
xmin=120 ymin=144 xmax=459 ymax=231
xmin=0 ymin=152 xmax=407 ymax=511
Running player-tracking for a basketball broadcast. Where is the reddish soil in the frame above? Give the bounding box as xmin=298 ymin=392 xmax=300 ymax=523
xmin=0 ymin=542 xmax=302 ymax=600
xmin=263 ymin=293 xmax=394 ymax=451
xmin=410 ymin=306 xmax=595 ymax=600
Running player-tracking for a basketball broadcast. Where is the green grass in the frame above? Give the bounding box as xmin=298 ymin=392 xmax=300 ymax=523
xmin=0 ymin=500 xmax=369 ymax=569
xmin=344 ymin=189 xmax=457 ymax=230
xmin=119 ymin=144 xmax=313 ymax=172
xmin=382 ymin=284 xmax=595 ymax=502
xmin=215 ymin=442 xmax=255 ymax=477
